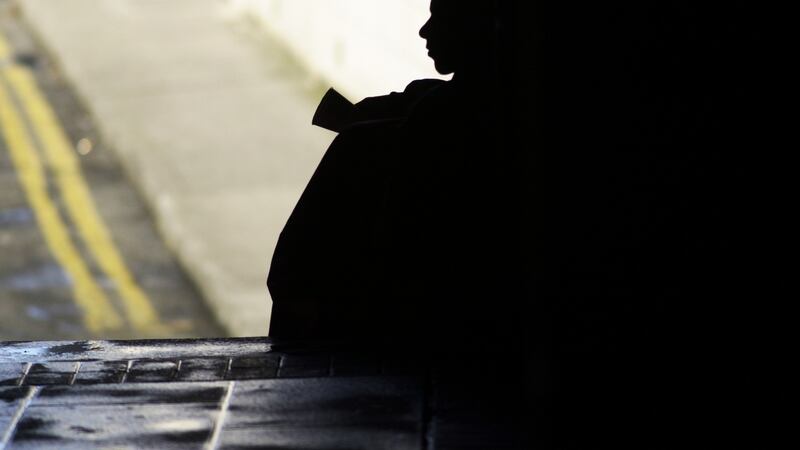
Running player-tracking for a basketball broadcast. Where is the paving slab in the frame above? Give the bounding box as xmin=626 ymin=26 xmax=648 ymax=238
xmin=17 ymin=0 xmax=337 ymax=336
xmin=0 ymin=338 xmax=527 ymax=449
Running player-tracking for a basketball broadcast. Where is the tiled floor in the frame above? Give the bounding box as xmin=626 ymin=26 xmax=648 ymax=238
xmin=1 ymin=338 xmax=526 ymax=449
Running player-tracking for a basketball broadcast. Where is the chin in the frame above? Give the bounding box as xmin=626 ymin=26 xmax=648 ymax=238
xmin=434 ymin=61 xmax=455 ymax=75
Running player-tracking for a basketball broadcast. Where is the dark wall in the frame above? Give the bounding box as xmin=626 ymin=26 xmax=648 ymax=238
xmin=505 ymin=2 xmax=758 ymax=447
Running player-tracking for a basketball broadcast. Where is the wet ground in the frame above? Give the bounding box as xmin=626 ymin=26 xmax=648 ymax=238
xmin=1 ymin=338 xmax=527 ymax=449
xmin=0 ymin=1 xmax=225 ymax=340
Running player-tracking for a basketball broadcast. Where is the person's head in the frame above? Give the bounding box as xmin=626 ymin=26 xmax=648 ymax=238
xmin=419 ymin=0 xmax=497 ymax=77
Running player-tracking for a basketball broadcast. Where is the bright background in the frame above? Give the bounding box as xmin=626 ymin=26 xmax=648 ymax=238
xmin=227 ymin=0 xmax=446 ymax=100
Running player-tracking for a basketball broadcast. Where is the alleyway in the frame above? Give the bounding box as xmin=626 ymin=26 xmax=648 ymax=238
xmin=0 ymin=2 xmax=224 ymax=339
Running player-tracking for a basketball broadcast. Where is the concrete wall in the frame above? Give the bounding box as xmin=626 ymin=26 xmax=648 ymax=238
xmin=226 ymin=0 xmax=446 ymax=102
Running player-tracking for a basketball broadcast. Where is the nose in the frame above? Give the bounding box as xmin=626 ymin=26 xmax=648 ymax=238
xmin=419 ymin=17 xmax=431 ymax=40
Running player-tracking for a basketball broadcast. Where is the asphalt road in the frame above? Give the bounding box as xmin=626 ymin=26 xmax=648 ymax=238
xmin=0 ymin=3 xmax=225 ymax=341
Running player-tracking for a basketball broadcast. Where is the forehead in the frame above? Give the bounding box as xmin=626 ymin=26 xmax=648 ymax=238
xmin=430 ymin=0 xmax=459 ymax=15
xmin=430 ymin=0 xmax=487 ymax=19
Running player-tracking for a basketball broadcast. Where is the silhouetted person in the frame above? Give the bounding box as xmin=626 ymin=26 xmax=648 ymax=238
xmin=268 ymin=0 xmax=757 ymax=447
xmin=267 ymin=0 xmax=522 ymax=347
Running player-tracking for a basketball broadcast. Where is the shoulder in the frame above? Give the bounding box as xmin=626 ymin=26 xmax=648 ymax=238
xmin=346 ymin=79 xmax=448 ymax=129
xmin=312 ymin=79 xmax=448 ymax=134
xmin=402 ymin=78 xmax=448 ymax=98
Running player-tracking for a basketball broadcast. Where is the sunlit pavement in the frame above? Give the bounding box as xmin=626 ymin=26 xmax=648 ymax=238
xmin=6 ymin=0 xmax=336 ymax=337
xmin=0 ymin=1 xmax=225 ymax=340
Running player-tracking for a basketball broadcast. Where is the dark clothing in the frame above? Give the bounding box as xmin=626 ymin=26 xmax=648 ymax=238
xmin=268 ymin=80 xmax=522 ymax=346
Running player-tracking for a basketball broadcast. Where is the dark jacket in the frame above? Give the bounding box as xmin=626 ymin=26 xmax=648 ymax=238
xmin=267 ymin=79 xmax=521 ymax=345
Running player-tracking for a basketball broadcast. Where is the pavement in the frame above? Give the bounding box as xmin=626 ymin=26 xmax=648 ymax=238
xmin=1 ymin=338 xmax=527 ymax=449
xmin=16 ymin=0 xmax=338 ymax=336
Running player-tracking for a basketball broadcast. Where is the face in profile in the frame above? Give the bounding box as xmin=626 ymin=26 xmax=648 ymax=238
xmin=419 ymin=0 xmax=464 ymax=75
xmin=419 ymin=0 xmax=493 ymax=76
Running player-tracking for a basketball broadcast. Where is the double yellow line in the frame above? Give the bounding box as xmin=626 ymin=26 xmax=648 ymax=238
xmin=0 ymin=33 xmax=163 ymax=335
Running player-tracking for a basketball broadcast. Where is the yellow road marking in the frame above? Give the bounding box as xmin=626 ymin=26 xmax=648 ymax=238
xmin=0 ymin=79 xmax=123 ymax=333
xmin=0 ymin=33 xmax=164 ymax=333
xmin=0 ymin=33 xmax=8 ymax=59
